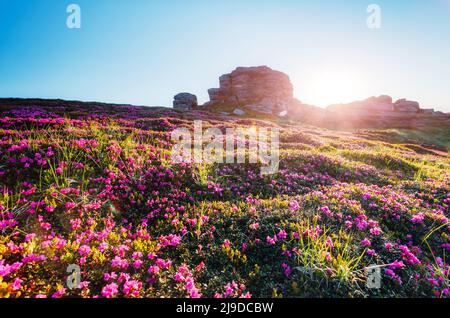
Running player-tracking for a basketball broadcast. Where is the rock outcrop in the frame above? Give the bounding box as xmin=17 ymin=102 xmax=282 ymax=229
xmin=394 ymin=99 xmax=420 ymax=112
xmin=204 ymin=66 xmax=295 ymax=115
xmin=327 ymin=96 xmax=438 ymax=115
xmin=328 ymin=95 xmax=395 ymax=114
xmin=170 ymin=66 xmax=449 ymax=130
xmin=325 ymin=95 xmax=449 ymax=129
xmin=173 ymin=93 xmax=198 ymax=110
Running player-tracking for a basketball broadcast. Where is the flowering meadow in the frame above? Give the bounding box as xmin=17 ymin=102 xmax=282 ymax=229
xmin=0 ymin=103 xmax=449 ymax=298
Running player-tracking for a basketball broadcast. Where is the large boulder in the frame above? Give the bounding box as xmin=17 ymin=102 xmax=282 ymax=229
xmin=173 ymin=93 xmax=198 ymax=110
xmin=205 ymin=66 xmax=294 ymax=115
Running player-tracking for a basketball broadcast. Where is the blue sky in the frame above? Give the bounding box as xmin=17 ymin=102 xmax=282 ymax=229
xmin=1 ymin=0 xmax=450 ymax=111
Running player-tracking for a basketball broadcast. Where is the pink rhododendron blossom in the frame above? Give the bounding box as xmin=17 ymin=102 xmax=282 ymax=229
xmin=101 ymin=283 xmax=119 ymax=298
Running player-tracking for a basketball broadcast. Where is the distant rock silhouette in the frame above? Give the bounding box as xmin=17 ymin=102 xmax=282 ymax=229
xmin=325 ymin=95 xmax=448 ymax=129
xmin=327 ymin=95 xmax=445 ymax=117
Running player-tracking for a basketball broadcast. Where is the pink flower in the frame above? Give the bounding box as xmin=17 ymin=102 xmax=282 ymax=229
xmin=399 ymin=245 xmax=421 ymax=265
xmin=195 ymin=261 xmax=205 ymax=272
xmin=51 ymin=287 xmax=66 ymax=298
xmin=389 ymin=260 xmax=405 ymax=270
xmin=45 ymin=205 xmax=55 ymax=213
xmin=319 ymin=206 xmax=333 ymax=217
xmin=384 ymin=242 xmax=393 ymax=250
xmin=174 ymin=272 xmax=185 ymax=282
xmin=155 ymin=258 xmax=172 ymax=269
xmin=223 ymin=239 xmax=231 ymax=248
xmin=10 ymin=278 xmax=22 ymax=291
xmin=282 ymin=263 xmax=292 ymax=277
xmin=159 ymin=234 xmax=182 ymax=247
xmin=185 ymin=277 xmax=195 ymax=290
xmin=190 ymin=288 xmax=201 ymax=298
xmin=277 ymin=230 xmax=287 ymax=240
xmin=224 ymin=283 xmax=234 ymax=297
xmin=103 ymin=272 xmax=117 ymax=282
xmin=65 ymin=202 xmax=76 ymax=210
xmin=40 ymin=222 xmax=51 ymax=231
xmin=80 ymin=281 xmax=90 ymax=289
xmin=385 ymin=269 xmax=402 ymax=284
xmin=78 ymin=245 xmax=91 ymax=256
xmin=289 ymin=200 xmax=300 ymax=212
xmin=411 ymin=213 xmax=425 ymax=223
xmin=98 ymin=242 xmax=109 ymax=252
xmin=117 ymin=244 xmax=129 ymax=257
xmin=370 ymin=227 xmax=382 ymax=236
xmin=123 ymin=280 xmax=141 ymax=298
xmin=361 ymin=238 xmax=371 ymax=247
xmin=266 ymin=235 xmax=277 ymax=245
xmin=249 ymin=222 xmax=259 ymax=230
xmin=148 ymin=265 xmax=160 ymax=274
xmin=326 ymin=237 xmax=334 ymax=248
xmin=25 ymin=233 xmax=36 ymax=242
xmin=111 ymin=256 xmax=128 ymax=269
xmin=101 ymin=283 xmax=119 ymax=298
xmin=132 ymin=252 xmax=143 ymax=260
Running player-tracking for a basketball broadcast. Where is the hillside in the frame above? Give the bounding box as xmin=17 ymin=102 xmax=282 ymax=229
xmin=0 ymin=101 xmax=449 ymax=298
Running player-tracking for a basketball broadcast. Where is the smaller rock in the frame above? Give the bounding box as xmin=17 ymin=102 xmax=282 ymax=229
xmin=233 ymin=108 xmax=246 ymax=116
xmin=421 ymin=109 xmax=435 ymax=114
xmin=173 ymin=93 xmax=198 ymax=110
xmin=394 ymin=99 xmax=420 ymax=112
xmin=279 ymin=110 xmax=288 ymax=117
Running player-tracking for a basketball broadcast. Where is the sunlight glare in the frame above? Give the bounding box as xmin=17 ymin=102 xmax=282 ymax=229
xmin=302 ymin=67 xmax=366 ymax=107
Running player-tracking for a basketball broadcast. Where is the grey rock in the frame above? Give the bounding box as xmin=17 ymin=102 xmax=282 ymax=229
xmin=233 ymin=108 xmax=246 ymax=116
xmin=173 ymin=93 xmax=198 ymax=110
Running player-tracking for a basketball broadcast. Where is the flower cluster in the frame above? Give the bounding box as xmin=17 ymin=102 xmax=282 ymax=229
xmin=0 ymin=104 xmax=448 ymax=298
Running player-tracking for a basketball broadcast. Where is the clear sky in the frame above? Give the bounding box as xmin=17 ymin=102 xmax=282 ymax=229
xmin=1 ymin=0 xmax=450 ymax=112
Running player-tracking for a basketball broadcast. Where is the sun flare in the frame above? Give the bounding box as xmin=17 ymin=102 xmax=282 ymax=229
xmin=303 ymin=68 xmax=366 ymax=107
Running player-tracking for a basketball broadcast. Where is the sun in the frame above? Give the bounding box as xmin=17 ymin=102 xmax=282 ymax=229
xmin=302 ymin=67 xmax=365 ymax=107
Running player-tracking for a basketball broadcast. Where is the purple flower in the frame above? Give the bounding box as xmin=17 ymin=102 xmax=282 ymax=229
xmin=361 ymin=238 xmax=371 ymax=247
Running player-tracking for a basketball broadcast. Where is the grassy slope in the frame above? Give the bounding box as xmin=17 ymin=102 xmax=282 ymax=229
xmin=0 ymin=104 xmax=449 ymax=298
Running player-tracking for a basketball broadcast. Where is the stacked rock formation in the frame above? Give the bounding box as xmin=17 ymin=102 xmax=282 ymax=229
xmin=204 ymin=66 xmax=295 ymax=115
